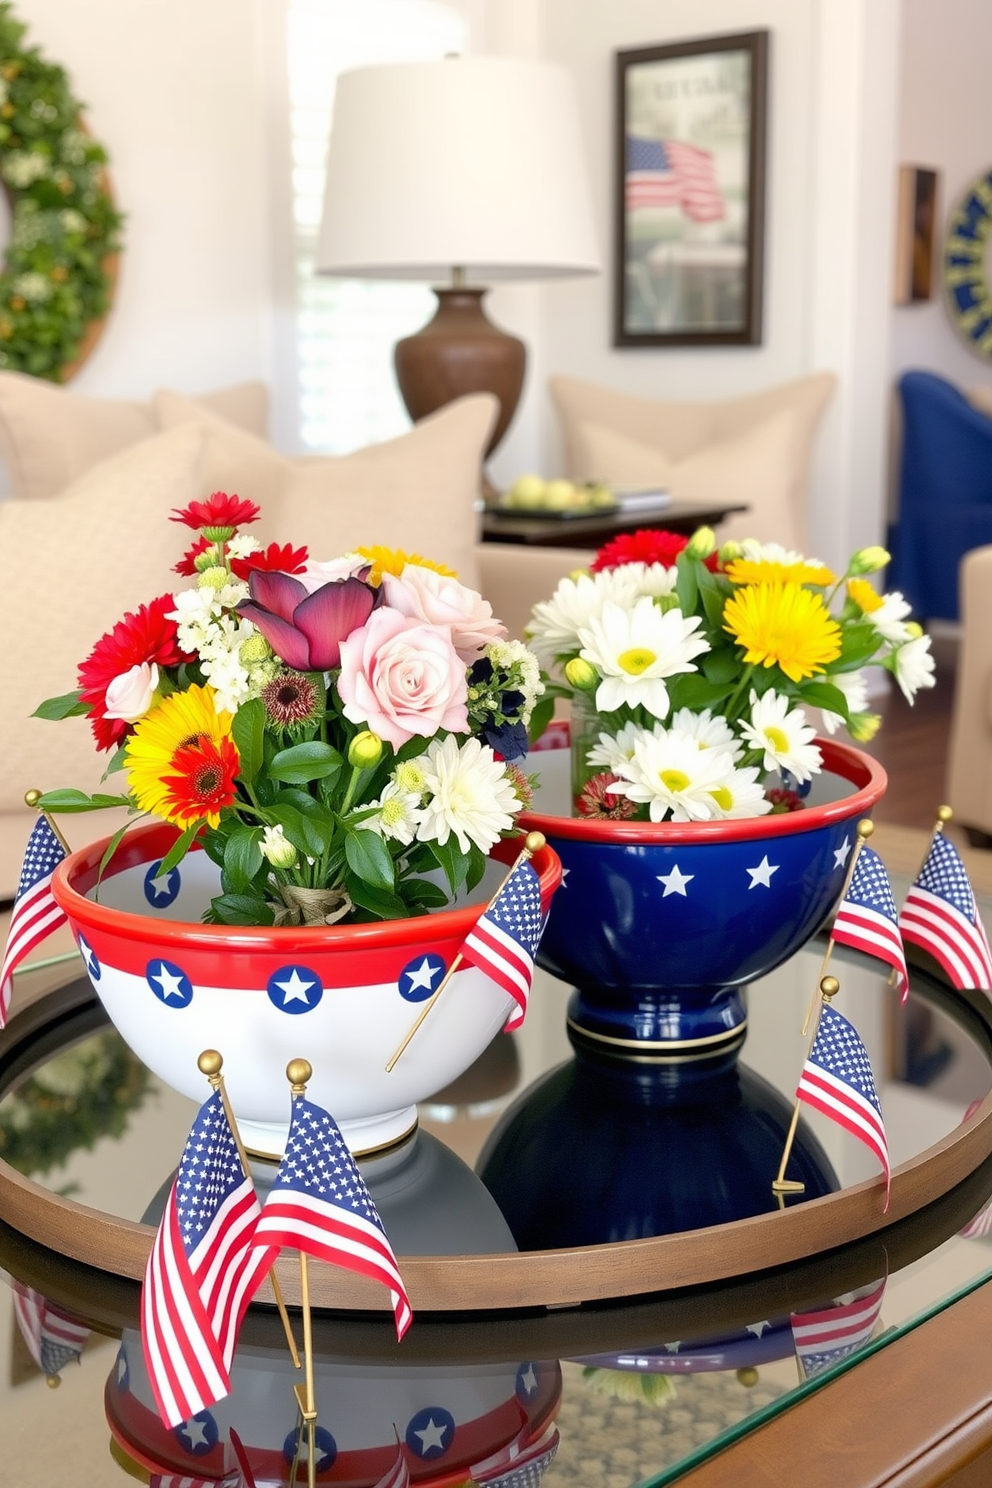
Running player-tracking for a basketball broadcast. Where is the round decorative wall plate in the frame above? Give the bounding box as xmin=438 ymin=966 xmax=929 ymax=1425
xmin=944 ymin=168 xmax=992 ymax=358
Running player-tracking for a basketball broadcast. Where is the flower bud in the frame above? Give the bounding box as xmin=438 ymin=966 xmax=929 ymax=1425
xmin=261 ymin=824 xmax=297 ymax=869
xmin=348 ymin=730 xmax=383 ymax=769
xmin=685 ymin=526 xmax=716 ymax=560
xmin=104 ymin=662 xmax=160 ymax=722
xmin=564 ymin=657 xmax=599 ymax=691
xmin=239 ymin=631 xmax=273 ymax=665
xmin=904 ymin=621 xmax=924 ymax=639
xmin=718 ymin=540 xmax=743 ymax=564
xmin=194 ymin=545 xmax=222 ymax=573
xmin=848 ymin=711 xmax=882 ymax=743
xmin=848 ymin=545 xmax=890 ymax=577
xmin=197 ymin=565 xmax=229 ymax=591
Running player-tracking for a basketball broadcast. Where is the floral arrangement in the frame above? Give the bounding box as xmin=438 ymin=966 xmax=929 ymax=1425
xmin=35 ymin=493 xmax=543 ymax=926
xmin=526 ymin=527 xmax=935 ymax=823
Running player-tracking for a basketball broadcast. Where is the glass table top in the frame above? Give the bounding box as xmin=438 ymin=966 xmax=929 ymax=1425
xmin=1 ymin=870 xmax=992 ymax=1486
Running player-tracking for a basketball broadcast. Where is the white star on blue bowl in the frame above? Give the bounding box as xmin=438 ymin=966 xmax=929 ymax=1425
xmin=146 ymin=958 xmax=193 ymax=1007
xmin=267 ymin=965 xmax=323 ymax=1014
xmin=398 ymin=952 xmax=446 ymax=1002
xmin=143 ymin=859 xmax=181 ymax=908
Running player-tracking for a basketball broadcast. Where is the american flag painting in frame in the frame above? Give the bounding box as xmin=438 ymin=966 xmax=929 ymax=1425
xmin=614 ymin=31 xmax=768 ymax=347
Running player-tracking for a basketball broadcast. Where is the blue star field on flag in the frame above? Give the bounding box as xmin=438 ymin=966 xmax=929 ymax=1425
xmin=900 ymin=832 xmax=992 ymax=990
xmin=461 ymin=858 xmax=543 ymax=1030
xmin=0 ymin=816 xmax=67 ymax=1025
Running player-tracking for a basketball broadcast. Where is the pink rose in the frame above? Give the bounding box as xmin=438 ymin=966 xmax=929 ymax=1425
xmin=337 ymin=608 xmax=469 ymax=748
xmin=381 ymin=565 xmax=507 ymax=662
xmin=103 ymin=662 xmax=160 ymax=722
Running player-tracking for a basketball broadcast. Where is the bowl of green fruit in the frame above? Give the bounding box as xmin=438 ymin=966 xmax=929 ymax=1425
xmin=495 ymin=474 xmax=617 ymax=516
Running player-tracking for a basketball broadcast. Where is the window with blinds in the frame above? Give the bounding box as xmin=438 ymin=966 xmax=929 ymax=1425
xmin=288 ymin=0 xmax=469 ymax=453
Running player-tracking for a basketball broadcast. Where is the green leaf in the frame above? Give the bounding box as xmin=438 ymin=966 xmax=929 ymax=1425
xmin=666 ymin=675 xmax=734 ymax=711
xmin=527 ymin=694 xmax=556 ymax=745
xmin=836 ymin=623 xmax=881 ymax=671
xmin=100 ymin=746 xmax=128 ymax=778
xmin=32 ymin=690 xmax=87 ymax=720
xmin=465 ymin=843 xmax=488 ymax=896
xmin=268 ymin=740 xmax=343 ymax=785
xmin=94 ymin=820 xmax=134 ymax=893
xmin=223 ymin=827 xmax=263 ymax=892
xmin=208 ymin=892 xmax=275 ymax=927
xmin=675 ymin=554 xmax=698 ymax=615
xmin=797 ymin=681 xmax=850 ymax=717
xmin=266 ymin=800 xmax=333 ymax=858
xmin=348 ymin=878 xmax=408 ymax=921
xmin=36 ymin=788 xmax=131 ymax=813
xmin=231 ymin=698 xmax=265 ymax=785
xmin=697 ymin=569 xmax=731 ymax=628
xmin=344 ymin=828 xmax=396 ymax=892
xmin=401 ymin=879 xmax=451 ymax=911
xmin=701 ymin=648 xmax=740 ymax=685
xmin=425 ymin=834 xmax=470 ymax=895
xmin=158 ymin=823 xmax=201 ymax=877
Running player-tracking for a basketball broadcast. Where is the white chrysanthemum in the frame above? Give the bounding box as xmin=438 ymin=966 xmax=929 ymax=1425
xmin=670 ymin=706 xmax=741 ymax=756
xmin=360 ymin=782 xmax=424 ymax=846
xmin=707 ymin=765 xmax=773 ymax=819
xmin=738 ymin=690 xmax=822 ymax=783
xmin=526 ymin=568 xmax=643 ymax=667
xmin=625 ymin=561 xmax=680 ymax=599
xmin=611 ymin=731 xmax=736 ymax=823
xmin=577 ymin=596 xmax=709 ymax=719
xmin=737 ymin=540 xmax=808 ymax=566
xmin=585 ymin=719 xmax=662 ymax=772
xmin=865 ymin=590 xmax=914 ymax=645
xmin=820 ymin=669 xmax=870 ymax=735
xmin=393 ymin=759 xmax=428 ymax=797
xmin=417 ymin=735 xmax=518 ymax=854
xmin=227 ymin=533 xmax=262 ymax=560
xmin=891 ymin=634 xmax=936 ymax=702
xmin=485 ymin=637 xmax=545 ymax=721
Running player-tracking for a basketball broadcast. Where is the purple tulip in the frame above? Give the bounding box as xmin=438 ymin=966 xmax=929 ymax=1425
xmin=237 ymin=570 xmax=377 ymax=671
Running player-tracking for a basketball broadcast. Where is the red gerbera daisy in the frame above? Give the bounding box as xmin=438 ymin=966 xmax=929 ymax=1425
xmin=77 ymin=595 xmax=188 ymax=751
xmin=161 ymin=735 xmax=240 ymax=828
xmin=230 ymin=542 xmax=309 ymax=580
xmin=174 ymin=536 xmax=213 ymax=576
xmin=170 ymin=491 xmax=261 ymax=533
xmin=591 ymin=529 xmax=718 ymax=573
xmin=576 ymin=771 xmax=639 ymax=820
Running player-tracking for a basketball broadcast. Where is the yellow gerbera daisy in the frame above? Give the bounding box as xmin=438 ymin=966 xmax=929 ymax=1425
xmin=356 ymin=544 xmax=456 ymax=585
xmin=846 ymin=577 xmax=884 ymax=613
xmin=125 ymin=683 xmax=237 ymax=825
xmin=723 ymin=583 xmax=842 ymax=684
xmin=725 ymin=558 xmax=836 ymax=587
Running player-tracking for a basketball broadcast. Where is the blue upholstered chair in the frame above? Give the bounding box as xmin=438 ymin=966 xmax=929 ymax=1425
xmin=889 ymin=370 xmax=992 ymax=622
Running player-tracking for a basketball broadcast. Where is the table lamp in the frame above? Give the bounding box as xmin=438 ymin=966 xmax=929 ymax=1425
xmin=315 ymin=55 xmax=600 ymax=462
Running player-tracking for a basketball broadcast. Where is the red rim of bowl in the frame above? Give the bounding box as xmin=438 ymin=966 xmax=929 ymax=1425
xmin=51 ymin=821 xmax=562 ymax=953
xmin=519 ymin=736 xmax=887 ymax=843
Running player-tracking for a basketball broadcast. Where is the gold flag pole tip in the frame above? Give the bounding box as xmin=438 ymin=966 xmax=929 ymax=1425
xmin=936 ymin=804 xmax=953 ymax=826
xmin=197 ymin=1049 xmax=224 ymax=1079
xmin=523 ymin=831 xmax=546 ymax=856
xmin=856 ymin=818 xmax=874 ymax=840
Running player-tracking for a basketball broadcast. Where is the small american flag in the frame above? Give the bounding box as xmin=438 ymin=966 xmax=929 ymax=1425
xmin=474 ymin=1426 xmax=560 ymax=1488
xmin=790 ymin=1277 xmax=886 ymax=1381
xmin=831 ymin=846 xmax=909 ymax=1000
xmin=11 ymin=1282 xmax=88 ymax=1378
xmin=0 ymin=817 xmax=67 ymax=1026
xmin=251 ymin=1095 xmax=412 ymax=1340
xmin=460 ymin=858 xmax=543 ymax=1032
xmin=142 ymin=1089 xmax=272 ymax=1428
xmin=150 ymin=1475 xmax=243 ymax=1488
xmin=625 ymin=135 xmax=725 ymax=223
xmin=797 ymin=1003 xmax=890 ymax=1204
xmin=899 ymin=833 xmax=992 ymax=991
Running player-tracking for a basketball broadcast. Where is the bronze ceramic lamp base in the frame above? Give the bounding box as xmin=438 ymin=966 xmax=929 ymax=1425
xmin=394 ymin=286 xmax=526 ymax=462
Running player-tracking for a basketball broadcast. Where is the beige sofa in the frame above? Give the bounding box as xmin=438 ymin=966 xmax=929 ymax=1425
xmin=947 ymin=545 xmax=992 ymax=845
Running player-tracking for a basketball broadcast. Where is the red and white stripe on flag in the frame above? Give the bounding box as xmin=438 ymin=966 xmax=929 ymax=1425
xmin=900 ymin=888 xmax=992 ymax=991
xmin=461 ymin=916 xmax=531 ymax=1030
xmin=142 ymin=1176 xmax=272 ymax=1428
xmin=11 ymin=1282 xmax=88 ymax=1369
xmin=0 ymin=818 xmax=68 ymax=1027
xmin=796 ymin=1064 xmax=890 ymax=1197
xmin=831 ymin=905 xmax=909 ymax=1000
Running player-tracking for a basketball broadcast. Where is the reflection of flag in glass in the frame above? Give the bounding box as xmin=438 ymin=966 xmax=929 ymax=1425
xmin=791 ymin=1277 xmax=886 ymax=1380
xmin=625 ymin=135 xmax=725 ymax=223
xmin=0 ymin=817 xmax=67 ymax=1027
xmin=371 ymin=1447 xmax=411 ymax=1488
xmin=473 ymin=1425 xmax=560 ymax=1488
xmin=460 ymin=858 xmax=543 ymax=1031
xmin=150 ymin=1474 xmax=243 ymax=1488
xmin=11 ymin=1281 xmax=88 ymax=1378
xmin=831 ymin=846 xmax=909 ymax=1000
xmin=142 ymin=1089 xmax=272 ymax=1428
xmin=899 ymin=833 xmax=992 ymax=991
xmin=251 ymin=1095 xmax=412 ymax=1340
xmin=797 ymin=1003 xmax=890 ymax=1205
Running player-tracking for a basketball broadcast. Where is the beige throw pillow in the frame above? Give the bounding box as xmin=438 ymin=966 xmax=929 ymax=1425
xmin=967 ymin=385 xmax=992 ymax=422
xmin=0 ymin=372 xmax=269 ymax=501
xmin=156 ymin=391 xmax=497 ymax=586
xmin=0 ymin=425 xmax=207 ymax=810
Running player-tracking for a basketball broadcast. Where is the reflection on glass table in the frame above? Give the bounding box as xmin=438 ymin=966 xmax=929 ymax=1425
xmin=0 ymin=880 xmax=991 ymax=1485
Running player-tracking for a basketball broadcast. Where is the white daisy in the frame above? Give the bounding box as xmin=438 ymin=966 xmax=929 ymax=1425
xmin=820 ymin=670 xmax=870 ymax=735
xmin=738 ymin=690 xmax=822 ymax=783
xmin=611 ymin=730 xmax=736 ymax=823
xmin=669 ymin=706 xmax=741 ymax=756
xmin=417 ymin=735 xmax=518 ymax=855
xmin=359 ymin=782 xmax=424 ymax=846
xmin=526 ymin=568 xmax=643 ymax=668
xmin=226 ymin=533 xmax=262 ymax=560
xmin=707 ymin=765 xmax=773 ymax=819
xmin=585 ymin=719 xmax=660 ymax=772
xmin=737 ymin=539 xmax=808 ymax=566
xmin=890 ymin=633 xmax=936 ymax=702
xmin=626 ymin=561 xmax=680 ymax=599
xmin=577 ymin=597 xmax=710 ymax=720
xmin=864 ymin=590 xmax=913 ymax=645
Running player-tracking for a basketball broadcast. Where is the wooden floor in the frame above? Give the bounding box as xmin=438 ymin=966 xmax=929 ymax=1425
xmin=861 ymin=635 xmax=959 ymax=832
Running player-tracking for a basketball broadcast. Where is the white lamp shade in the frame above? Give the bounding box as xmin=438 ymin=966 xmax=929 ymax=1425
xmin=316 ymin=56 xmax=601 ymax=282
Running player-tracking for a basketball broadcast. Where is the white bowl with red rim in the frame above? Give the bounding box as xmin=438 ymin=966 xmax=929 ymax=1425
xmin=51 ymin=822 xmax=561 ymax=1158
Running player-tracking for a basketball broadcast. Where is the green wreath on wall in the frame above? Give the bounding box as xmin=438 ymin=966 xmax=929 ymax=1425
xmin=0 ymin=3 xmax=123 ymax=381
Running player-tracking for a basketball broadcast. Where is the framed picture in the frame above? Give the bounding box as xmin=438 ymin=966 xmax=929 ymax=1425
xmin=894 ymin=165 xmax=938 ymax=304
xmin=614 ymin=31 xmax=768 ymax=347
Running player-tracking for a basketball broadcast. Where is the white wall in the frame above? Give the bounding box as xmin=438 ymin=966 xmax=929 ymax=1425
xmin=891 ymin=0 xmax=992 ymax=395
xmin=13 ymin=0 xmax=275 ymax=403
xmin=532 ymin=0 xmax=901 ymax=570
